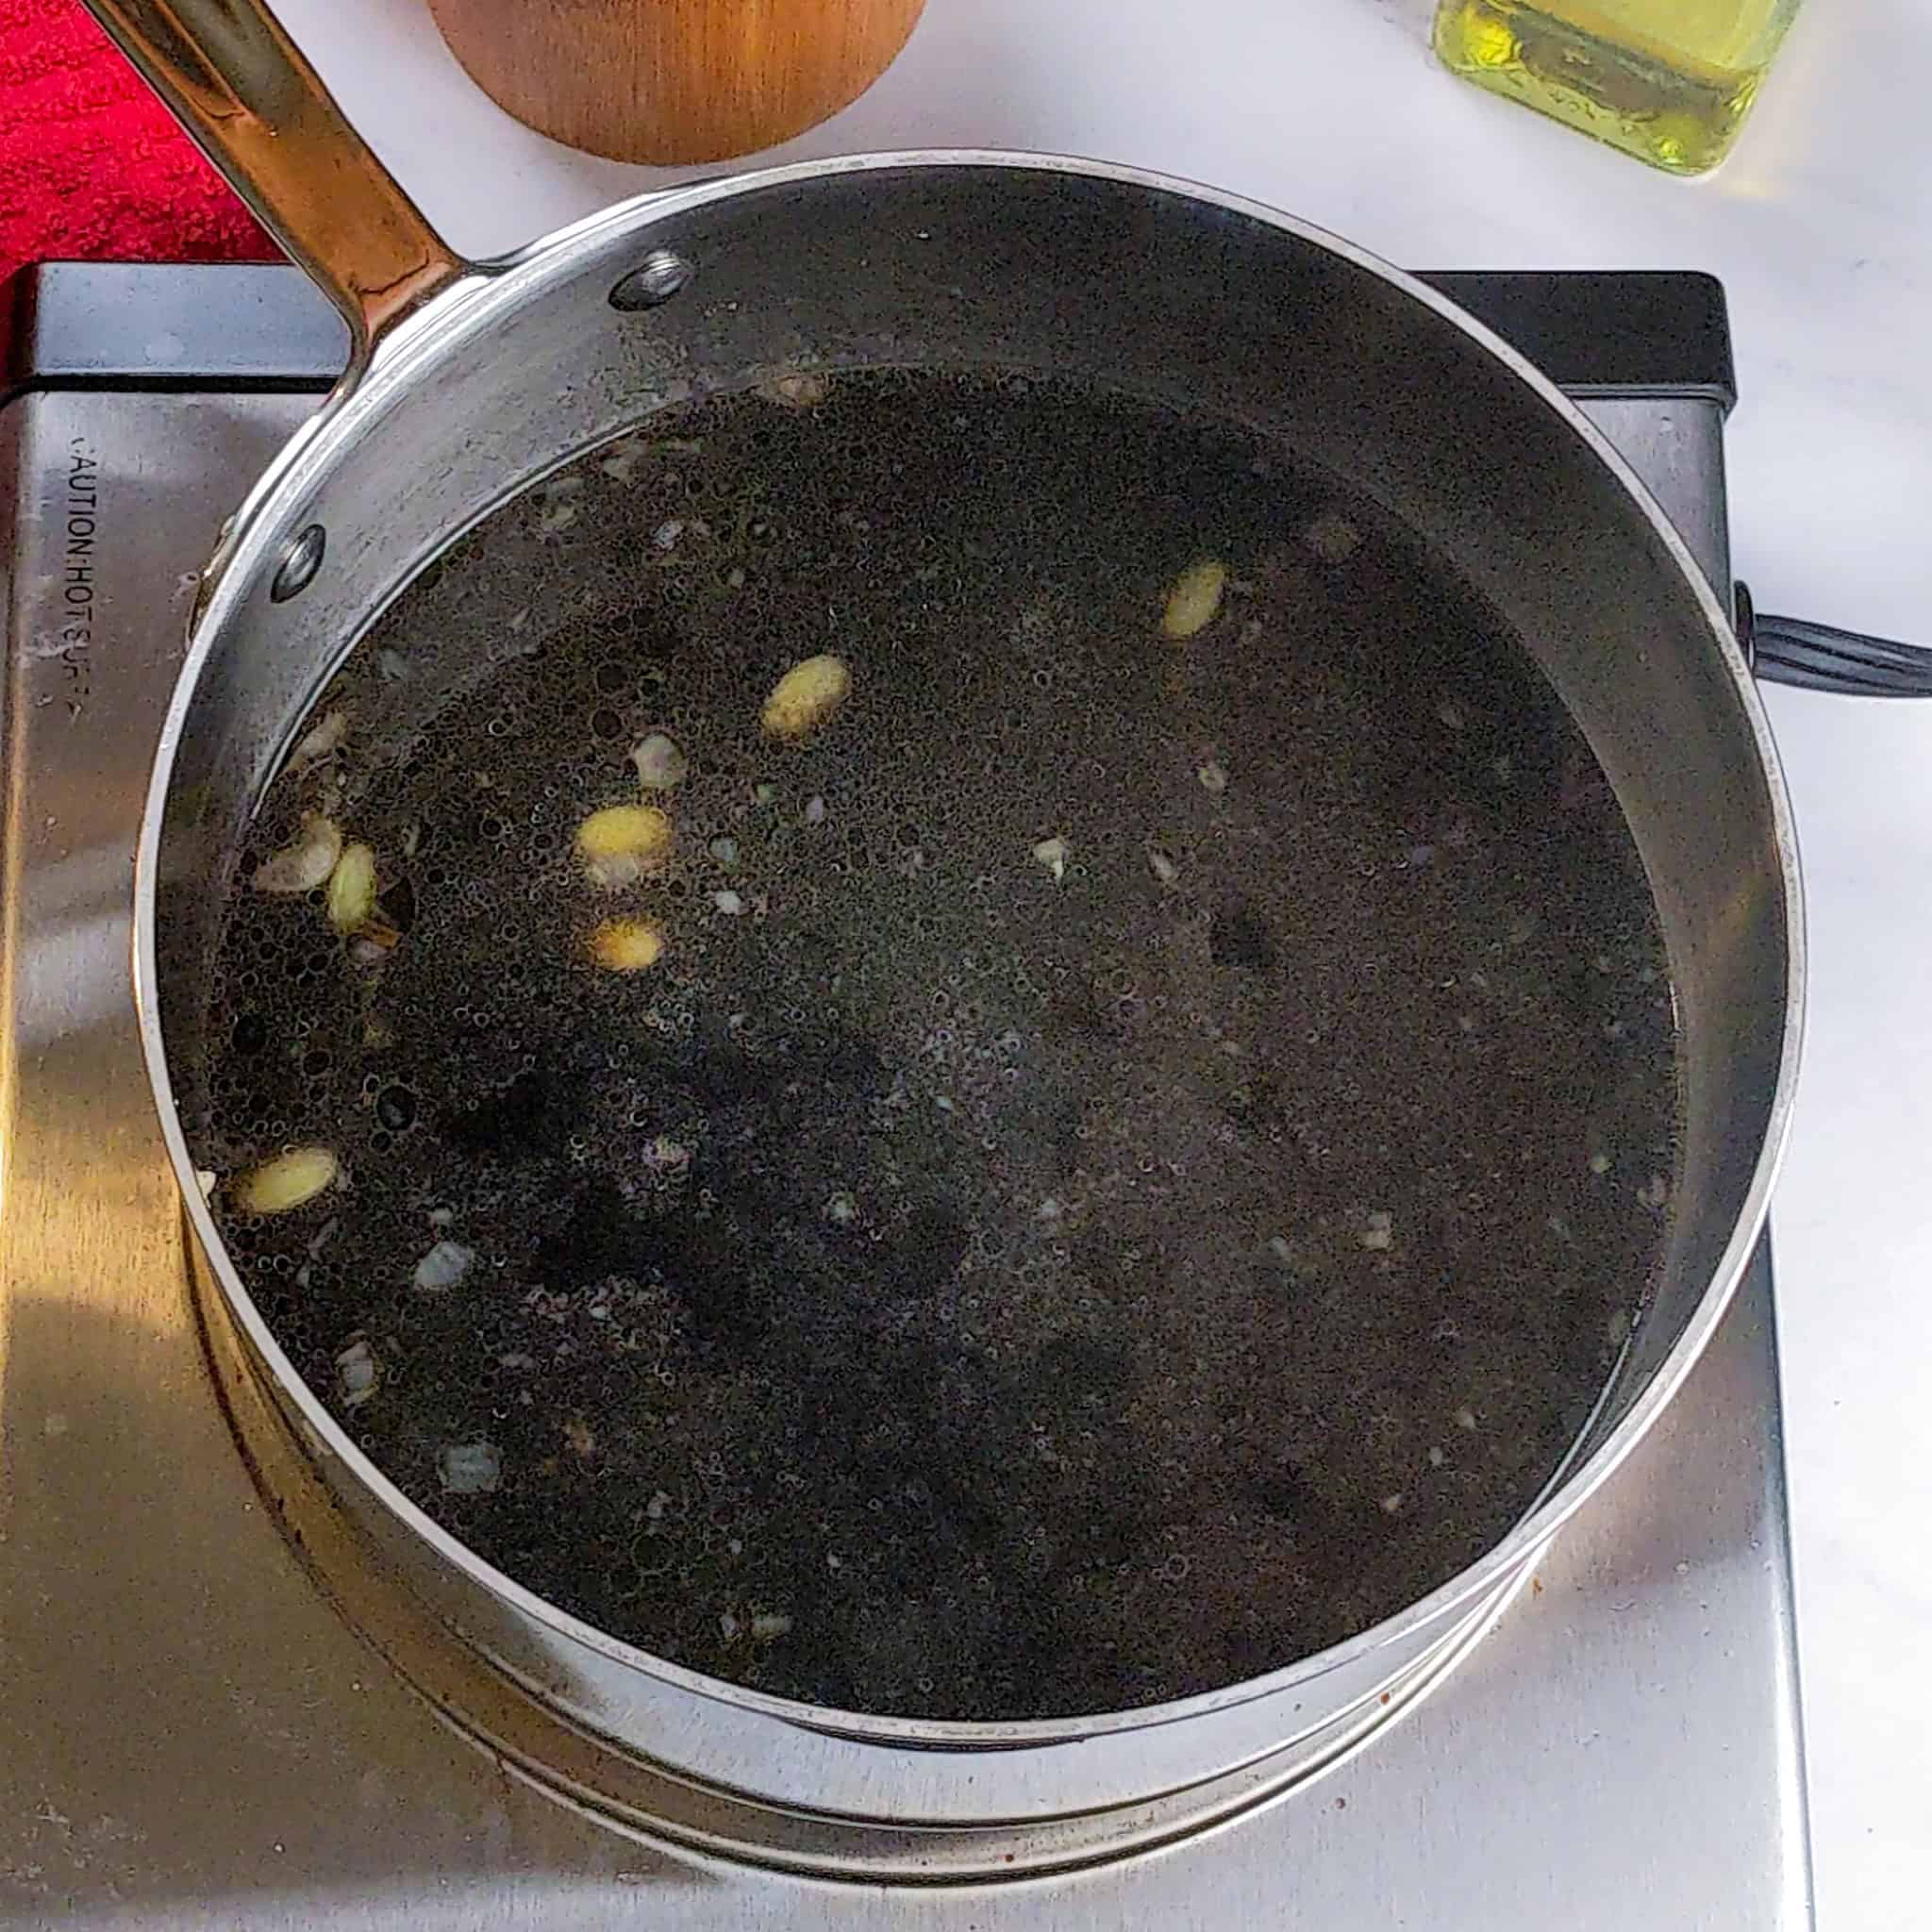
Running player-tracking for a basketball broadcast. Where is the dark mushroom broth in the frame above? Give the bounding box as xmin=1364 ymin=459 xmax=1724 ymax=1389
xmin=186 ymin=366 xmax=1681 ymax=1721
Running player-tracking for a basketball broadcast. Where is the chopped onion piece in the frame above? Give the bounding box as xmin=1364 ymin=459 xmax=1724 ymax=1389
xmin=335 ymin=1337 xmax=380 ymax=1408
xmin=412 ymin=1239 xmax=475 ymax=1293
xmin=253 ymin=813 xmax=342 ymax=893
xmin=286 ymin=708 xmax=348 ymax=776
xmin=437 ymin=1440 xmax=501 ymax=1494
xmin=757 ymin=371 xmax=828 ymax=408
xmin=630 ymin=732 xmax=689 ymax=791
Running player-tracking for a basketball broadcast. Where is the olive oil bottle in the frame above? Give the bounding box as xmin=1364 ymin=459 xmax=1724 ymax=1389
xmin=1433 ymin=0 xmax=1803 ymax=175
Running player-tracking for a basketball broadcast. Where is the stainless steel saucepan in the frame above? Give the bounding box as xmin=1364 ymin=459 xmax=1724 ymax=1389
xmin=87 ymin=0 xmax=1809 ymax=1874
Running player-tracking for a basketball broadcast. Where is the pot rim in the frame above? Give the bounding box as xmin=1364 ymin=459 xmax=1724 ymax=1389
xmin=137 ymin=147 xmax=1806 ymax=1753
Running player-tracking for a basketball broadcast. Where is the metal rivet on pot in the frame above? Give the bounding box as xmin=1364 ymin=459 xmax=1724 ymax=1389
xmin=272 ymin=524 xmax=326 ymax=603
xmin=609 ymin=250 xmax=694 ymax=311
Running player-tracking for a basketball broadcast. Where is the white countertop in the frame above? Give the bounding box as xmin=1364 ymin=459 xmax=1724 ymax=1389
xmin=263 ymin=1 xmax=1932 ymax=1922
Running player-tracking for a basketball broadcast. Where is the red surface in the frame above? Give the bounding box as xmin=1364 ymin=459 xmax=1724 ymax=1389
xmin=1 ymin=0 xmax=274 ymax=284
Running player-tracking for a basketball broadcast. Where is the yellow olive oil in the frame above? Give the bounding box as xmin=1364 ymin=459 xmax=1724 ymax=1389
xmin=1433 ymin=0 xmax=1802 ymax=175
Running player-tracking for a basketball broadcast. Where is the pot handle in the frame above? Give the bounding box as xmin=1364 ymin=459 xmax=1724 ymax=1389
xmin=1738 ymin=585 xmax=1932 ymax=698
xmin=78 ymin=0 xmax=466 ymax=359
